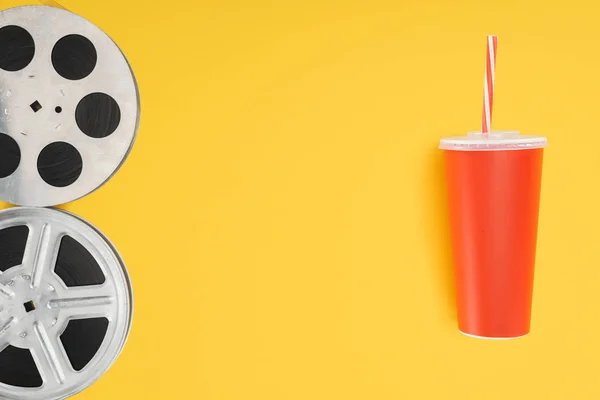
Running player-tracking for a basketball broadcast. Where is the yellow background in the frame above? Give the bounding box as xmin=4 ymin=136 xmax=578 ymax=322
xmin=1 ymin=0 xmax=598 ymax=398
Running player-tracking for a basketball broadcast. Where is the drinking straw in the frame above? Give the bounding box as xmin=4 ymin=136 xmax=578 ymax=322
xmin=482 ymin=35 xmax=498 ymax=134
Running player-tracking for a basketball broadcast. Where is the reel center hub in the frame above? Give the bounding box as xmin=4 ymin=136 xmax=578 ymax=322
xmin=1 ymin=270 xmax=60 ymax=348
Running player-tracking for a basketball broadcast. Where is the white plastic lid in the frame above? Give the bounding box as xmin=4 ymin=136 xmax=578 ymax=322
xmin=439 ymin=131 xmax=548 ymax=151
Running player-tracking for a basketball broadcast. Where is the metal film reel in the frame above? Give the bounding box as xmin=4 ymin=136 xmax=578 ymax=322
xmin=0 ymin=207 xmax=133 ymax=400
xmin=0 ymin=6 xmax=140 ymax=206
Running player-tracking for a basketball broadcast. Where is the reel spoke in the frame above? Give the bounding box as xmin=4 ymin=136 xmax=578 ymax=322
xmin=0 ymin=317 xmax=16 ymax=351
xmin=22 ymin=223 xmax=62 ymax=289
xmin=0 ymin=282 xmax=14 ymax=299
xmin=31 ymin=322 xmax=69 ymax=386
xmin=48 ymin=285 xmax=115 ymax=317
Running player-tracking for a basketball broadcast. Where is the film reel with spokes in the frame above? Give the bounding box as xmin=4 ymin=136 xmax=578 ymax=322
xmin=0 ymin=5 xmax=140 ymax=206
xmin=0 ymin=207 xmax=133 ymax=400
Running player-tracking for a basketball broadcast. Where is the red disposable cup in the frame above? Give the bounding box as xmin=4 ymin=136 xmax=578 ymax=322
xmin=439 ymin=131 xmax=547 ymax=339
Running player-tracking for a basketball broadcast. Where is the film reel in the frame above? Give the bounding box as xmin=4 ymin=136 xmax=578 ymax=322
xmin=0 ymin=5 xmax=140 ymax=206
xmin=0 ymin=207 xmax=133 ymax=400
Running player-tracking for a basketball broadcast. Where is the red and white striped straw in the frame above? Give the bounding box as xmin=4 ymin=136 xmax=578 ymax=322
xmin=482 ymin=35 xmax=498 ymax=134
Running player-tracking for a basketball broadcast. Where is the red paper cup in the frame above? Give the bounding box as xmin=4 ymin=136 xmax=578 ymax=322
xmin=440 ymin=131 xmax=547 ymax=339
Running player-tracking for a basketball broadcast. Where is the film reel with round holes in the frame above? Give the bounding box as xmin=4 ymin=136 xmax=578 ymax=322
xmin=0 ymin=4 xmax=140 ymax=207
xmin=0 ymin=4 xmax=139 ymax=400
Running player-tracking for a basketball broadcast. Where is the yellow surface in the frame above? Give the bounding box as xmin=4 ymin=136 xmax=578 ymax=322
xmin=1 ymin=0 xmax=599 ymax=398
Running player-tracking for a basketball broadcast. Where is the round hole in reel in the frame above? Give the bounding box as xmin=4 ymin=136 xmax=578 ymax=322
xmin=0 ymin=133 xmax=21 ymax=179
xmin=0 ymin=5 xmax=140 ymax=207
xmin=0 ymin=207 xmax=133 ymax=400
xmin=51 ymin=34 xmax=97 ymax=81
xmin=0 ymin=25 xmax=35 ymax=72
xmin=37 ymin=142 xmax=83 ymax=188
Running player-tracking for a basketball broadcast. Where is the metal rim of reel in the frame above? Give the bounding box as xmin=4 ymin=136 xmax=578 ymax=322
xmin=0 ymin=5 xmax=140 ymax=207
xmin=0 ymin=207 xmax=133 ymax=400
